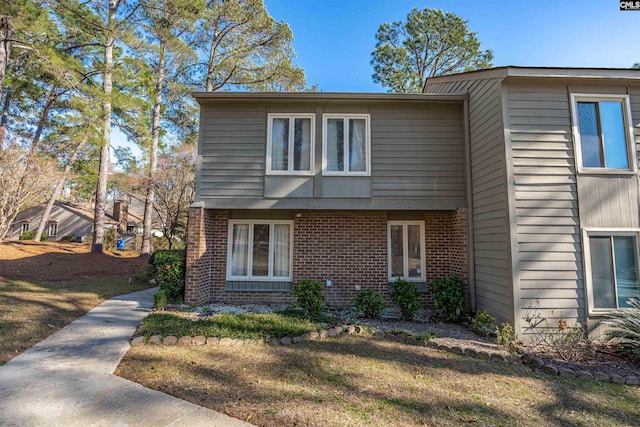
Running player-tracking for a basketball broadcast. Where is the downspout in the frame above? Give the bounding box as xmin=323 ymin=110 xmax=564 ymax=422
xmin=463 ymin=97 xmax=476 ymax=312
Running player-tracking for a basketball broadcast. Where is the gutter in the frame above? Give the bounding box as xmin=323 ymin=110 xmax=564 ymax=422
xmin=462 ymin=98 xmax=476 ymax=312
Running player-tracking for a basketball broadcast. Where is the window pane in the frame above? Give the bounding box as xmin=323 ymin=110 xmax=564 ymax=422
xmin=349 ymin=119 xmax=366 ymax=172
xmin=407 ymin=225 xmax=422 ymax=278
xmin=231 ymin=224 xmax=249 ymax=276
xmin=293 ymin=118 xmax=311 ymax=171
xmin=271 ymin=118 xmax=289 ymax=171
xmin=600 ymin=101 xmax=629 ymax=169
xmin=590 ymin=236 xmax=615 ymax=309
xmin=326 ymin=119 xmax=344 ymax=171
xmin=390 ymin=225 xmax=404 ymax=278
xmin=252 ymin=224 xmax=270 ymax=276
xmin=272 ymin=224 xmax=290 ymax=277
xmin=613 ymin=236 xmax=640 ymax=308
xmin=577 ymin=102 xmax=603 ymax=168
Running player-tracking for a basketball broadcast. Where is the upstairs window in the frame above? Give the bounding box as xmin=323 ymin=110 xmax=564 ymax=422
xmin=267 ymin=114 xmax=314 ymax=174
xmin=571 ymin=95 xmax=635 ymax=171
xmin=323 ymin=114 xmax=370 ymax=175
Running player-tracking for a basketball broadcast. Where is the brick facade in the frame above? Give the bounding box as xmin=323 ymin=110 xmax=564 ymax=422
xmin=185 ymin=208 xmax=468 ymax=308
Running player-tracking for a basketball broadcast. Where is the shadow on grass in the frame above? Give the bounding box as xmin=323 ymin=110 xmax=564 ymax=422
xmin=117 ymin=336 xmax=640 ymax=427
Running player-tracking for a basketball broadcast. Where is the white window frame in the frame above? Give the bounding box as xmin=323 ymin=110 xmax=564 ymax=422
xmin=20 ymin=222 xmax=29 ymax=233
xmin=322 ymin=114 xmax=371 ymax=176
xmin=570 ymin=94 xmax=636 ymax=174
xmin=387 ymin=221 xmax=426 ymax=282
xmin=226 ymin=220 xmax=294 ymax=282
xmin=582 ymin=228 xmax=640 ymax=315
xmin=266 ymin=114 xmax=315 ymax=175
xmin=47 ymin=222 xmax=58 ymax=237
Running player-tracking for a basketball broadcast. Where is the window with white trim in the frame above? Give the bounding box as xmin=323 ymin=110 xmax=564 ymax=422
xmin=227 ymin=220 xmax=293 ymax=281
xmin=585 ymin=232 xmax=640 ymax=312
xmin=323 ymin=114 xmax=370 ymax=175
xmin=571 ymin=95 xmax=635 ymax=171
xmin=267 ymin=114 xmax=314 ymax=174
xmin=47 ymin=222 xmax=58 ymax=237
xmin=388 ymin=221 xmax=425 ymax=281
xmin=20 ymin=222 xmax=29 ymax=234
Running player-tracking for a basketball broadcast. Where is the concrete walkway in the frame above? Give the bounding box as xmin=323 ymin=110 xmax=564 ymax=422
xmin=0 ymin=287 xmax=252 ymax=427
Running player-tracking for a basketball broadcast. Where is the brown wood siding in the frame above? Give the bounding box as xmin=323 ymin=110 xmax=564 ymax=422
xmin=427 ymin=78 xmax=513 ymax=322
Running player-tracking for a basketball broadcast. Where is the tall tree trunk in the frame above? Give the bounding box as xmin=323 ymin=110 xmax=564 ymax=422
xmin=33 ymin=131 xmax=88 ymax=241
xmin=141 ymin=43 xmax=165 ymax=257
xmin=92 ymin=0 xmax=116 ymax=254
xmin=0 ymin=17 xmax=14 ymax=109
xmin=0 ymin=88 xmax=11 ymax=150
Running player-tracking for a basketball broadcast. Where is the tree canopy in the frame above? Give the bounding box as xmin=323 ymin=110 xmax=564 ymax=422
xmin=0 ymin=0 xmax=309 ymax=246
xmin=371 ymin=7 xmax=493 ymax=93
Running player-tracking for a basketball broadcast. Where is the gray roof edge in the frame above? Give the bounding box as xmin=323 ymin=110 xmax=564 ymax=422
xmin=426 ymin=66 xmax=640 ymax=83
xmin=191 ymin=91 xmax=468 ymax=103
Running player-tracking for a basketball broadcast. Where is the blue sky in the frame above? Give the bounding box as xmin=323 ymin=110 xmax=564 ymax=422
xmin=114 ymin=0 xmax=640 ymax=155
xmin=266 ymin=0 xmax=640 ymax=91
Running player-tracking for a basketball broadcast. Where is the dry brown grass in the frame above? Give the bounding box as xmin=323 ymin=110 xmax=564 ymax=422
xmin=0 ymin=241 xmax=152 ymax=364
xmin=116 ymin=336 xmax=640 ymax=427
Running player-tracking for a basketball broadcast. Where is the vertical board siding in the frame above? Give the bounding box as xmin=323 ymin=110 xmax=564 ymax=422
xmin=506 ymin=83 xmax=584 ymax=332
xmin=427 ymin=78 xmax=513 ymax=322
xmin=199 ymin=105 xmax=266 ymax=199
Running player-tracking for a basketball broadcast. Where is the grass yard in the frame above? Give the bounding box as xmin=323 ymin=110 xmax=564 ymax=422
xmin=0 ymin=241 xmax=152 ymax=364
xmin=116 ymin=335 xmax=640 ymax=427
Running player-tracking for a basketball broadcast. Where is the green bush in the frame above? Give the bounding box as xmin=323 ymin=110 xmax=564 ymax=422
xmin=152 ymin=249 xmax=186 ymax=304
xmin=496 ymin=322 xmax=515 ymax=349
xmin=430 ymin=274 xmax=466 ymax=322
xmin=292 ymin=279 xmax=325 ymax=314
xmin=389 ymin=278 xmax=420 ymax=321
xmin=471 ymin=309 xmax=496 ymax=337
xmin=61 ymin=234 xmax=75 ymax=242
xmin=153 ymin=289 xmax=168 ymax=310
xmin=19 ymin=230 xmax=46 ymax=241
xmin=605 ymin=298 xmax=640 ymax=367
xmin=353 ymin=289 xmax=385 ymax=318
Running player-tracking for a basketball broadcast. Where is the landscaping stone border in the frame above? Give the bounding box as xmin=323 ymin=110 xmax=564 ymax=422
xmin=130 ymin=326 xmax=639 ymax=387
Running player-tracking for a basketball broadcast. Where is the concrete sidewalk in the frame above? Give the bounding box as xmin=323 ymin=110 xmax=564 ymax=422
xmin=0 ymin=287 xmax=252 ymax=426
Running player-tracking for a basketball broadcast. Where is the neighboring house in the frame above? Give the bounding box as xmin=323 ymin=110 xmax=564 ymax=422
xmin=185 ymin=67 xmax=640 ymax=341
xmin=8 ymin=201 xmax=99 ymax=242
xmin=8 ymin=194 xmax=155 ymax=248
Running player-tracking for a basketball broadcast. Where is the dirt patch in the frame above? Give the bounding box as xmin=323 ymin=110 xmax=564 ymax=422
xmin=0 ymin=240 xmax=147 ymax=281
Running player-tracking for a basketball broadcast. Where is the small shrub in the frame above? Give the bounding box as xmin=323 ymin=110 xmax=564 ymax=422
xmin=496 ymin=322 xmax=515 ymax=349
xmin=61 ymin=234 xmax=75 ymax=242
xmin=523 ymin=303 xmax=595 ymax=362
xmin=20 ymin=230 xmax=46 ymax=241
xmin=389 ymin=278 xmax=420 ymax=321
xmin=19 ymin=230 xmax=35 ymax=240
xmin=152 ymin=249 xmax=186 ymax=304
xmin=605 ymin=297 xmax=640 ymax=367
xmin=292 ymin=279 xmax=325 ymax=314
xmin=430 ymin=274 xmax=466 ymax=322
xmin=153 ymin=289 xmax=168 ymax=310
xmin=471 ymin=309 xmax=496 ymax=337
xmin=353 ymin=289 xmax=385 ymax=318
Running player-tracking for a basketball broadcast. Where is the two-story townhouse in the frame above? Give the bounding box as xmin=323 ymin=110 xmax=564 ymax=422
xmin=186 ymin=93 xmax=470 ymax=308
xmin=186 ymin=67 xmax=640 ymax=340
